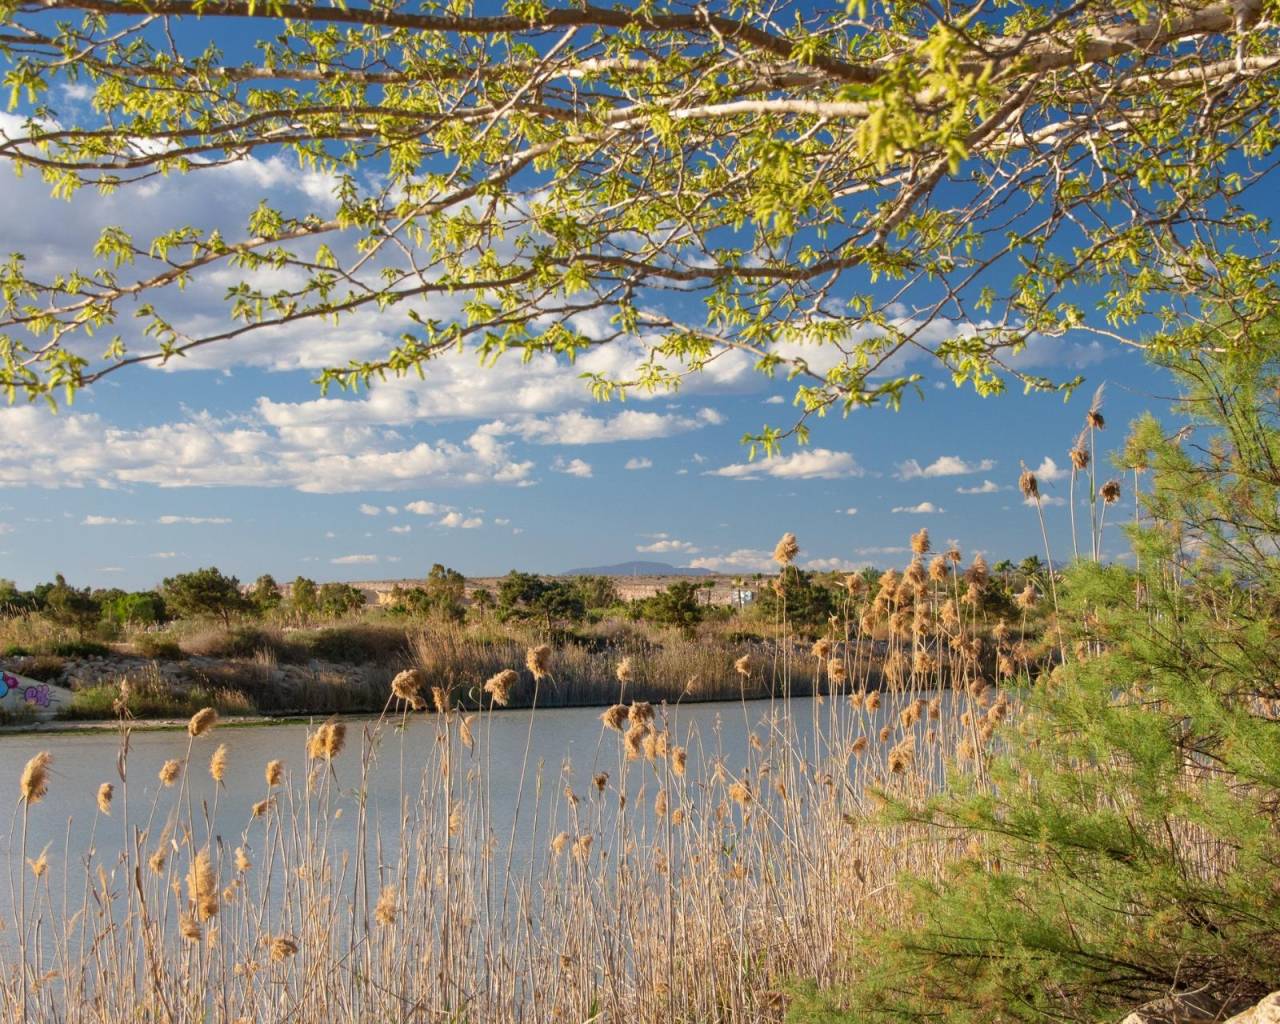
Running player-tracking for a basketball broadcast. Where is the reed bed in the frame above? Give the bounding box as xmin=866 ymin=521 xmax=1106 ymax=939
xmin=1 ymin=536 xmax=1024 ymax=1023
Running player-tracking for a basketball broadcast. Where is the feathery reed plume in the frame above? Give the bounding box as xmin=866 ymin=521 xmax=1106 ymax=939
xmin=187 ymin=848 xmax=219 ymax=921
xmin=390 ymin=668 xmax=427 ymax=710
xmin=28 ymin=847 xmax=48 ymax=878
xmin=810 ymin=637 xmax=833 ymax=660
xmin=946 ymin=543 xmax=962 ymax=564
xmin=158 ymin=759 xmax=181 ymax=787
xmin=209 ymin=744 xmax=229 ymax=784
xmin=654 ymin=789 xmax=668 ymax=817
xmin=96 ymin=782 xmax=113 ymax=814
xmin=1086 ymin=384 xmax=1106 ymax=429
xmin=483 ymin=668 xmax=518 ymax=707
xmin=628 ymin=701 xmax=655 ymax=726
xmin=307 ymin=720 xmax=346 ymax=760
xmin=965 ymin=554 xmax=989 ymax=588
xmin=888 ymin=738 xmax=915 ymax=774
xmin=459 ymin=714 xmax=477 ymax=751
xmin=551 ymin=831 xmax=570 ymax=855
xmin=179 ymin=913 xmax=202 ymax=942
xmin=600 ymin=705 xmax=628 ymax=731
xmin=375 ymin=886 xmax=398 ymax=926
xmin=526 ymin=644 xmax=552 ymax=681
xmin=431 ymin=686 xmax=451 ymax=715
xmin=187 ymin=707 xmax=218 ymax=738
xmin=593 ymin=771 xmax=609 ymax=793
xmin=728 ymin=780 xmax=752 ymax=807
xmin=269 ymin=936 xmax=298 ymax=962
xmin=265 ymin=760 xmax=283 ymax=787
xmin=865 ymin=691 xmax=881 ymax=710
xmin=928 ymin=555 xmax=948 ymax=583
xmin=615 ymin=657 xmax=634 ymax=685
xmin=910 ymin=528 xmax=931 ymax=555
xmin=671 ymin=746 xmax=687 ymax=777
xmin=624 ymin=722 xmax=648 ymax=760
xmin=235 ymin=847 xmax=251 ymax=873
xmin=828 ymin=659 xmax=848 ymax=686
xmin=1018 ymin=468 xmax=1039 ymax=501
xmin=19 ymin=752 xmax=51 ymax=804
xmin=734 ymin=654 xmax=752 ymax=678
xmin=1070 ymin=431 xmax=1090 ymax=470
xmin=772 ymin=532 xmax=799 ymax=566
xmin=1101 ymin=479 xmax=1121 ymax=504
xmin=571 ymin=834 xmax=593 ymax=861
xmin=148 ymin=848 xmax=167 ymax=874
xmin=251 ymin=798 xmax=273 ymax=818
xmin=1015 ymin=583 xmax=1038 ymax=610
xmin=851 ymin=735 xmax=869 ymax=756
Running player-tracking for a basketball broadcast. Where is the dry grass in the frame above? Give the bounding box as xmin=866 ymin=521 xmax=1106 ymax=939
xmin=0 ymin=544 xmax=1029 ymax=1023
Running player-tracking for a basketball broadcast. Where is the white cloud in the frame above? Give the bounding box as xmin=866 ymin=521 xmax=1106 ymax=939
xmin=389 ymin=525 xmax=412 ymax=534
xmin=956 ymin=480 xmax=1002 ymax=495
xmin=892 ymin=502 xmax=944 ymax=514
xmin=82 ymin=515 xmax=138 ymax=526
xmin=0 ymin=407 xmax=534 ymax=494
xmin=896 ymin=455 xmax=995 ymax=480
xmin=552 ymin=457 xmax=593 ymax=479
xmin=1030 ymin=457 xmax=1068 ymax=482
xmin=839 ymin=507 xmax=858 ymax=516
xmin=1023 ymin=494 xmax=1067 ymax=507
xmin=687 ymin=549 xmax=778 ymax=573
xmin=359 ymin=504 xmax=382 ymax=516
xmin=764 ymin=395 xmax=786 ymax=405
xmin=636 ymin=539 xmax=699 ymax=554
xmin=331 ymin=554 xmax=378 ymax=564
xmin=439 ymin=512 xmax=483 ymax=529
xmin=149 ymin=551 xmax=177 ymax=559
xmin=708 ymin=448 xmax=863 ymax=481
xmin=404 ymin=501 xmax=444 ymax=515
xmin=157 ymin=515 xmax=232 ymax=525
xmin=481 ymin=407 xmax=722 ymax=446
xmin=625 ymin=457 xmax=653 ymax=470
xmin=384 ymin=505 xmax=399 ymax=515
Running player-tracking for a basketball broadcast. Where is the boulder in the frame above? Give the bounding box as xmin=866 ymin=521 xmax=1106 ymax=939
xmin=1226 ymin=994 xmax=1280 ymax=1024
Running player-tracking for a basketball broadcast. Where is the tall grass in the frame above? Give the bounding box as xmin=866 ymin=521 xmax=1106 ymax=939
xmin=1 ymin=533 xmax=1025 ymax=1022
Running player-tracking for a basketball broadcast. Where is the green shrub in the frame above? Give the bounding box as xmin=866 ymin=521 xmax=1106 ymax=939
xmin=805 ymin=325 xmax=1280 ymax=1024
xmin=302 ymin=624 xmax=407 ymax=664
xmin=134 ymin=634 xmax=185 ymax=660
xmin=49 ymin=639 xmax=110 ymax=657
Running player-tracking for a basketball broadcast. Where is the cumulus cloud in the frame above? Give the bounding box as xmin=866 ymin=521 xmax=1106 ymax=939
xmin=331 ymin=554 xmax=378 ymax=564
xmin=157 ymin=515 xmax=232 ymax=525
xmin=956 ymin=480 xmax=1002 ymax=495
xmin=359 ymin=504 xmax=382 ymax=516
xmin=804 ymin=557 xmax=868 ymax=572
xmin=636 ymin=539 xmax=699 ymax=554
xmin=439 ymin=512 xmax=483 ymax=529
xmin=625 ymin=457 xmax=653 ymax=470
xmin=0 ymin=406 xmax=534 ymax=494
xmin=707 ymin=448 xmax=863 ymax=481
xmin=403 ymin=501 xmax=444 ymax=515
xmin=897 ymin=455 xmax=995 ymax=479
xmin=552 ymin=457 xmax=593 ymax=479
xmin=1030 ymin=457 xmax=1068 ymax=482
xmin=687 ymin=549 xmax=777 ymax=573
xmin=1023 ymin=494 xmax=1067 ymax=507
xmin=389 ymin=525 xmax=412 ymax=534
xmin=892 ymin=502 xmax=944 ymax=514
xmin=481 ymin=407 xmax=722 ymax=446
xmin=82 ymin=515 xmax=138 ymax=526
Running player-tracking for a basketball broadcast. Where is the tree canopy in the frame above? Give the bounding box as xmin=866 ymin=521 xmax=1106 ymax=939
xmin=1 ymin=0 xmax=1278 ymax=447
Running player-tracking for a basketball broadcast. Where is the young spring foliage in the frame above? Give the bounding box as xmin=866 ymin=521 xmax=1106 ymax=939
xmin=0 ymin=0 xmax=1278 ymax=450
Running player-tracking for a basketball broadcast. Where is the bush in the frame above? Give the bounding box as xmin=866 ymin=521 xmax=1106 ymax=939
xmin=302 ymin=624 xmax=407 ymax=664
xmin=134 ymin=634 xmax=185 ymax=660
xmin=810 ymin=323 xmax=1280 ymax=1024
xmin=49 ymin=639 xmax=111 ymax=657
xmin=6 ymin=654 xmax=66 ymax=681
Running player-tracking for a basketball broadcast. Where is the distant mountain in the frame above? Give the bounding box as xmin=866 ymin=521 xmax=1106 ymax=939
xmin=561 ymin=560 xmax=713 ymax=577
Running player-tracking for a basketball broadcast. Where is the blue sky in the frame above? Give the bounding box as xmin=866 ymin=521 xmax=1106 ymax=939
xmin=0 ymin=49 xmax=1184 ymax=591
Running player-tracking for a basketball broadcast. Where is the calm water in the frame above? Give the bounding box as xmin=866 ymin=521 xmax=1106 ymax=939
xmin=0 ymin=693 xmax=942 ymax=927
